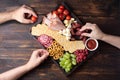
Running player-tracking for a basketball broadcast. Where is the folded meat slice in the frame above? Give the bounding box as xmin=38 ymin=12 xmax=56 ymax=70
xmin=42 ymin=16 xmax=52 ymax=26
xmin=42 ymin=12 xmax=65 ymax=31
xmin=47 ymin=12 xmax=53 ymax=20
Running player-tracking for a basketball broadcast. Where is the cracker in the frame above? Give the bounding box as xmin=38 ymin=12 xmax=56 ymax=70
xmin=31 ymin=24 xmax=85 ymax=53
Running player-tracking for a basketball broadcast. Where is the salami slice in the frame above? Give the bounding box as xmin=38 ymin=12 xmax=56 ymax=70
xmin=38 ymin=34 xmax=53 ymax=48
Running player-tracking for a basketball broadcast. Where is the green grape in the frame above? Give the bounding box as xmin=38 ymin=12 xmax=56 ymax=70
xmin=63 ymin=55 xmax=70 ymax=59
xmin=72 ymin=58 xmax=76 ymax=62
xmin=59 ymin=61 xmax=64 ymax=67
xmin=59 ymin=57 xmax=63 ymax=61
xmin=71 ymin=54 xmax=76 ymax=58
xmin=65 ymin=52 xmax=70 ymax=56
xmin=66 ymin=63 xmax=72 ymax=68
xmin=72 ymin=60 xmax=77 ymax=65
xmin=71 ymin=55 xmax=77 ymax=65
xmin=61 ymin=58 xmax=66 ymax=62
xmin=64 ymin=59 xmax=70 ymax=65
xmin=66 ymin=66 xmax=72 ymax=70
xmin=65 ymin=52 xmax=70 ymax=57
xmin=65 ymin=51 xmax=70 ymax=55
xmin=65 ymin=67 xmax=70 ymax=72
xmin=63 ymin=64 xmax=67 ymax=69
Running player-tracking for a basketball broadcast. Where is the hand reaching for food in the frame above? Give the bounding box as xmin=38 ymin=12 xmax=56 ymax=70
xmin=80 ymin=23 xmax=105 ymax=40
xmin=81 ymin=23 xmax=120 ymax=49
xmin=12 ymin=5 xmax=37 ymax=24
xmin=26 ymin=49 xmax=49 ymax=70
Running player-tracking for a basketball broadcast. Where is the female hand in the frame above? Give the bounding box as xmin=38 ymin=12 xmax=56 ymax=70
xmin=26 ymin=49 xmax=49 ymax=70
xmin=80 ymin=23 xmax=105 ymax=40
xmin=12 ymin=5 xmax=37 ymax=24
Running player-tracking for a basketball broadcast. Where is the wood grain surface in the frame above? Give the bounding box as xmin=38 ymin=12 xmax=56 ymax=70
xmin=0 ymin=0 xmax=120 ymax=80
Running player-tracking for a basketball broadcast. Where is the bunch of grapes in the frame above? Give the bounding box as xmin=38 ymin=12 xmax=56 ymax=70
xmin=74 ymin=49 xmax=88 ymax=63
xmin=59 ymin=52 xmax=77 ymax=72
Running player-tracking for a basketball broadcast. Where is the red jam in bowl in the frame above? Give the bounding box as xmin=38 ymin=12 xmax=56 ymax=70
xmin=87 ymin=39 xmax=96 ymax=49
xmin=85 ymin=38 xmax=98 ymax=51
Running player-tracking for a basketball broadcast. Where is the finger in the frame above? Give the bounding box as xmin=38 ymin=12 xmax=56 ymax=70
xmin=34 ymin=49 xmax=49 ymax=56
xmin=22 ymin=5 xmax=33 ymax=10
xmin=80 ymin=25 xmax=92 ymax=32
xmin=80 ymin=23 xmax=95 ymax=32
xmin=40 ymin=53 xmax=49 ymax=59
xmin=38 ymin=51 xmax=49 ymax=62
xmin=81 ymin=33 xmax=91 ymax=37
xmin=24 ymin=9 xmax=37 ymax=17
xmin=22 ymin=19 xmax=33 ymax=24
xmin=85 ymin=23 xmax=93 ymax=26
xmin=23 ymin=5 xmax=37 ymax=18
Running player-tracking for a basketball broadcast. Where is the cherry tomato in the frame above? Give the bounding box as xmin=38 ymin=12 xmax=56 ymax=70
xmin=63 ymin=9 xmax=69 ymax=15
xmin=52 ymin=10 xmax=58 ymax=15
xmin=66 ymin=15 xmax=71 ymax=20
xmin=59 ymin=14 xmax=65 ymax=20
xmin=57 ymin=8 xmax=64 ymax=14
xmin=59 ymin=5 xmax=65 ymax=10
xmin=31 ymin=16 xmax=37 ymax=22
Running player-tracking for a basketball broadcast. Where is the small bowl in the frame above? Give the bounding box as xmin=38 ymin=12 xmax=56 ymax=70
xmin=85 ymin=38 xmax=98 ymax=51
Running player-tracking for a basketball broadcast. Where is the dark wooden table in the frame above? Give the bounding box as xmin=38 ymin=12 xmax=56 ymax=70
xmin=0 ymin=0 xmax=120 ymax=80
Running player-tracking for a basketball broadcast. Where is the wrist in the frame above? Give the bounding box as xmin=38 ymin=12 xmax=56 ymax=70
xmin=11 ymin=11 xmax=16 ymax=20
xmin=2 ymin=11 xmax=15 ymax=21
xmin=23 ymin=63 xmax=34 ymax=72
xmin=100 ymin=33 xmax=107 ymax=41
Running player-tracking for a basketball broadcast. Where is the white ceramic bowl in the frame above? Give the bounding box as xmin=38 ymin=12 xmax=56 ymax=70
xmin=85 ymin=38 xmax=98 ymax=51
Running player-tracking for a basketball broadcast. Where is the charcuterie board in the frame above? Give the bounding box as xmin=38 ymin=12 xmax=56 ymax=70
xmin=30 ymin=2 xmax=99 ymax=76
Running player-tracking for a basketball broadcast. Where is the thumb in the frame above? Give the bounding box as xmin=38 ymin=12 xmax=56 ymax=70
xmin=38 ymin=54 xmax=48 ymax=62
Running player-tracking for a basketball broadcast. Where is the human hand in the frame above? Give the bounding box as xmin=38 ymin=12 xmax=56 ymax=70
xmin=12 ymin=5 xmax=37 ymax=24
xmin=80 ymin=23 xmax=105 ymax=40
xmin=26 ymin=49 xmax=49 ymax=70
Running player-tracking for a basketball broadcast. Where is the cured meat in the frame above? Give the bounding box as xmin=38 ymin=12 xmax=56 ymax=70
xmin=38 ymin=34 xmax=53 ymax=48
xmin=42 ymin=16 xmax=52 ymax=26
xmin=42 ymin=12 xmax=65 ymax=31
